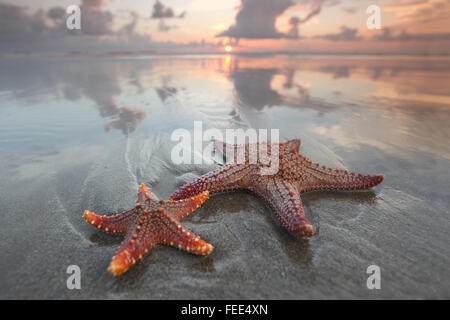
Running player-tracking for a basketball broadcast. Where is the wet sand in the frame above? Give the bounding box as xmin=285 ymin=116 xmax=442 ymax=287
xmin=0 ymin=54 xmax=449 ymax=299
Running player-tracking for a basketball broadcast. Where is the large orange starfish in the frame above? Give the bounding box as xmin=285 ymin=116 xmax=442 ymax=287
xmin=170 ymin=139 xmax=384 ymax=238
xmin=83 ymin=184 xmax=212 ymax=276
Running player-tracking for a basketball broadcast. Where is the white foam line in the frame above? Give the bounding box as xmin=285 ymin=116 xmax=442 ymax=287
xmin=53 ymin=194 xmax=91 ymax=246
xmin=124 ymin=136 xmax=138 ymax=188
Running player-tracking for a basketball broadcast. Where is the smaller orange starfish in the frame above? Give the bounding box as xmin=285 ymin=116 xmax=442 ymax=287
xmin=83 ymin=184 xmax=213 ymax=276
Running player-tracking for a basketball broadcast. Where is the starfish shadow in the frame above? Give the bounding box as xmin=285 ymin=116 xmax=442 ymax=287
xmin=88 ymin=232 xmax=166 ymax=288
xmin=301 ymin=190 xmax=379 ymax=227
xmin=185 ymin=192 xmax=248 ymax=224
xmin=252 ymin=193 xmax=313 ymax=269
xmin=189 ymin=256 xmax=215 ymax=273
xmin=301 ymin=189 xmax=379 ymax=204
xmin=278 ymin=233 xmax=312 ymax=269
xmin=109 ymin=245 xmax=183 ymax=289
xmin=89 ymin=232 xmax=122 ymax=247
xmin=187 ymin=191 xmax=314 ymax=269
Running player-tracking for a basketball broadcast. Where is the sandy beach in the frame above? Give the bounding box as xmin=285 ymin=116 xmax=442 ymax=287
xmin=0 ymin=54 xmax=449 ymax=299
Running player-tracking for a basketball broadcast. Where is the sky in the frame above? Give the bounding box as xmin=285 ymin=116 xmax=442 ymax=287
xmin=1 ymin=0 xmax=449 ymax=54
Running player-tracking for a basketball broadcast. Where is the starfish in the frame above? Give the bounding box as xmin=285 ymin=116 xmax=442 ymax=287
xmin=170 ymin=138 xmax=384 ymax=238
xmin=83 ymin=184 xmax=213 ymax=276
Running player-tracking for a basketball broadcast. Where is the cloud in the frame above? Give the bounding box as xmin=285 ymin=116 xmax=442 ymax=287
xmin=374 ymin=27 xmax=450 ymax=41
xmin=0 ymin=2 xmax=113 ymax=40
xmin=151 ymin=0 xmax=186 ymax=19
xmin=298 ymin=2 xmax=322 ymax=24
xmin=217 ymin=0 xmax=294 ymax=39
xmin=385 ymin=0 xmax=450 ymax=24
xmin=314 ymin=24 xmax=450 ymax=44
xmin=287 ymin=17 xmax=301 ymax=38
xmin=158 ymin=19 xmax=178 ymax=32
xmin=119 ymin=12 xmax=139 ymax=35
xmin=152 ymin=0 xmax=174 ymax=18
xmin=217 ymin=0 xmax=323 ymax=39
xmin=325 ymin=0 xmax=341 ymax=7
xmin=82 ymin=0 xmax=106 ymax=10
xmin=47 ymin=7 xmax=65 ymax=21
xmin=0 ymin=2 xmax=151 ymax=52
xmin=316 ymin=26 xmax=361 ymax=41
xmin=382 ymin=0 xmax=450 ymax=42
xmin=79 ymin=5 xmax=114 ymax=36
xmin=0 ymin=4 xmax=55 ymax=43
xmin=343 ymin=7 xmax=357 ymax=14
xmin=151 ymin=0 xmax=186 ymax=32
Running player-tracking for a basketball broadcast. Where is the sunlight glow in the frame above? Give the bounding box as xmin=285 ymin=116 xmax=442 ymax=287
xmin=225 ymin=45 xmax=232 ymax=52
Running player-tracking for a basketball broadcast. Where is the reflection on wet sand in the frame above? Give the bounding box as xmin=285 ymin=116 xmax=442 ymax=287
xmin=1 ymin=54 xmax=448 ymax=160
xmin=220 ymin=55 xmax=450 ymax=161
xmin=227 ymin=58 xmax=341 ymax=114
xmin=99 ymin=98 xmax=146 ymax=135
xmin=231 ymin=68 xmax=282 ymax=110
xmin=1 ymin=54 xmax=448 ymax=162
xmin=155 ymin=75 xmax=178 ymax=103
xmin=225 ymin=55 xmax=450 ymax=99
xmin=0 ymin=58 xmax=148 ymax=135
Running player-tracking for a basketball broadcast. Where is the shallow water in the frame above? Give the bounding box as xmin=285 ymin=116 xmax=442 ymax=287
xmin=0 ymin=54 xmax=449 ymax=299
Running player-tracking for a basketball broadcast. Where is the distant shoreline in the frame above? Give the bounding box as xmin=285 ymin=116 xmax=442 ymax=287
xmin=1 ymin=50 xmax=450 ymax=59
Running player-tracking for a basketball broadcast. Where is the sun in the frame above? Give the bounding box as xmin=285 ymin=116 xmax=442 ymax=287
xmin=225 ymin=45 xmax=232 ymax=52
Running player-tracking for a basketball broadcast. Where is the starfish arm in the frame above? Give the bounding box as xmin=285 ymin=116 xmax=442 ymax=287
xmin=213 ymin=138 xmax=256 ymax=164
xmin=213 ymin=138 xmax=301 ymax=162
xmin=137 ymin=183 xmax=154 ymax=202
xmin=169 ymin=164 xmax=254 ymax=200
xmin=301 ymin=162 xmax=384 ymax=192
xmin=107 ymin=221 xmax=158 ymax=276
xmin=165 ymin=191 xmax=210 ymax=221
xmin=159 ymin=216 xmax=214 ymax=256
xmin=83 ymin=209 xmax=136 ymax=234
xmin=253 ymin=177 xmax=314 ymax=238
xmin=285 ymin=139 xmax=301 ymax=152
xmin=107 ymin=214 xmax=213 ymax=276
xmin=213 ymin=138 xmax=236 ymax=161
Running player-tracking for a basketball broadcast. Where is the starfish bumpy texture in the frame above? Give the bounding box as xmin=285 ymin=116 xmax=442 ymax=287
xmin=170 ymin=139 xmax=384 ymax=238
xmin=83 ymin=184 xmax=212 ymax=276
